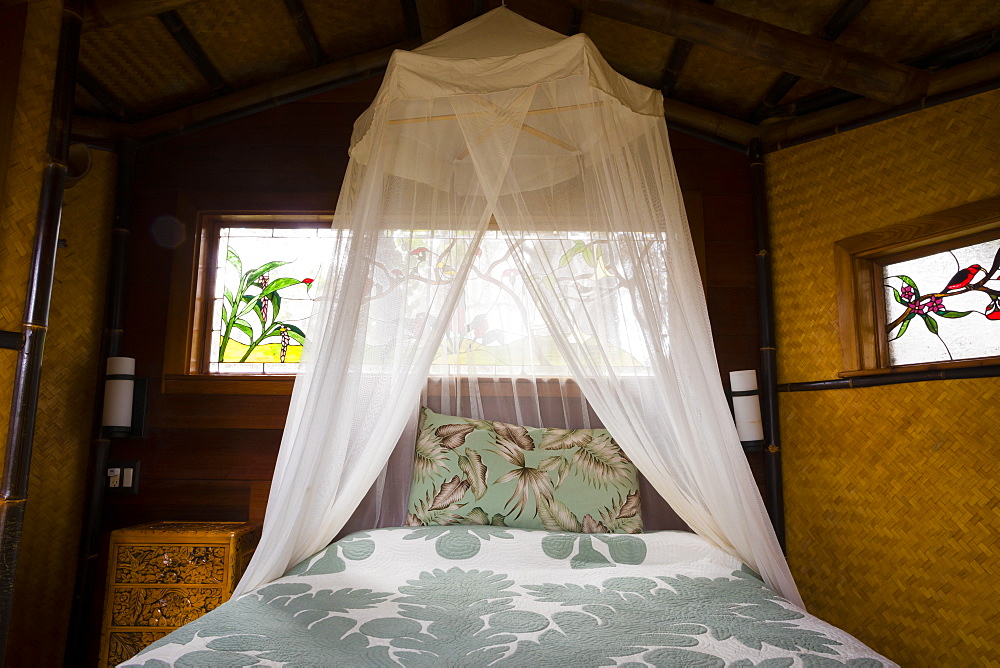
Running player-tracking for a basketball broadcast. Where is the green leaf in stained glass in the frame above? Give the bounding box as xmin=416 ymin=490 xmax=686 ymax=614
xmin=891 ymin=313 xmax=915 ymax=340
xmin=937 ymin=310 xmax=973 ymax=318
xmin=226 ymin=247 xmax=242 ymax=275
xmin=258 ymin=277 xmax=300 ymax=298
xmin=243 ymin=261 xmax=290 ymax=289
xmin=921 ymin=314 xmax=939 ymax=334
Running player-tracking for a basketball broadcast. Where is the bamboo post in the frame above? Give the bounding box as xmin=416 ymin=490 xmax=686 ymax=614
xmin=0 ymin=0 xmax=84 ymax=660
xmin=748 ymin=138 xmax=786 ymax=551
xmin=62 ymin=139 xmax=136 ymax=660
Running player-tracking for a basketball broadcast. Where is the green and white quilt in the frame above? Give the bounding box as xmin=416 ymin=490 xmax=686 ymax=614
xmin=123 ymin=528 xmax=894 ymax=667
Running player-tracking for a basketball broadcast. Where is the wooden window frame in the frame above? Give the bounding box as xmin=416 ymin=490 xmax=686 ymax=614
xmin=163 ymin=191 xmax=708 ymax=395
xmin=162 ymin=191 xmax=335 ymax=395
xmin=835 ymin=195 xmax=1000 ymax=377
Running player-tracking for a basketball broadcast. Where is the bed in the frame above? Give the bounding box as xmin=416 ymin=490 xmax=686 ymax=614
xmin=122 ymin=527 xmax=893 ymax=667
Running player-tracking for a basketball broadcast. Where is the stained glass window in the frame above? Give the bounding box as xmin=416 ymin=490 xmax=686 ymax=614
xmin=208 ymin=226 xmax=647 ymax=375
xmin=882 ymin=237 xmax=1000 ymax=366
xmin=209 ymin=226 xmax=334 ymax=374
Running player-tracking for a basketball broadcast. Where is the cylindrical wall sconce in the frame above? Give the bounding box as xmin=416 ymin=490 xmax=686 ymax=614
xmin=729 ymin=369 xmax=764 ymax=452
xmin=102 ymin=356 xmax=145 ymax=438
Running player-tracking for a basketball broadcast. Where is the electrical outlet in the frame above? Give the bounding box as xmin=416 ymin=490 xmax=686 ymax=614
xmin=107 ymin=461 xmax=140 ymax=495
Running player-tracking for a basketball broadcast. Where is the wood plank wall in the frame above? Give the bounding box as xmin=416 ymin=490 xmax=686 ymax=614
xmin=105 ymin=77 xmax=762 ymax=531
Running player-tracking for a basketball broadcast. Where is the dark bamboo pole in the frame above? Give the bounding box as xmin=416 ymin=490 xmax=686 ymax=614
xmin=779 ymin=364 xmax=1000 ymax=392
xmin=747 ymin=138 xmax=786 ymax=551
xmin=62 ymin=139 xmax=135 ymax=663
xmin=0 ymin=0 xmax=84 ymax=660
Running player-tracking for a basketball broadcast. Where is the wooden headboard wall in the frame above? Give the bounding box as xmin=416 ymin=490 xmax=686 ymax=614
xmin=105 ymin=78 xmax=763 ymax=533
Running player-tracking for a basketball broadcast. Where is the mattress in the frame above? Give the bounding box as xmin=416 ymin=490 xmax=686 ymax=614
xmin=122 ymin=527 xmax=894 ymax=667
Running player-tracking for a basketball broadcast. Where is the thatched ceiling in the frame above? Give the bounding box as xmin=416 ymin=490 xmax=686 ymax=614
xmin=72 ymin=0 xmax=1000 ymax=151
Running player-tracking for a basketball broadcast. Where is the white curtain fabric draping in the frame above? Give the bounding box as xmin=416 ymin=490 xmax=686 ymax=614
xmin=236 ymin=8 xmax=801 ymax=607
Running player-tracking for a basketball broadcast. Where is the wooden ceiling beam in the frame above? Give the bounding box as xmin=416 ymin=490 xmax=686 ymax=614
xmin=84 ymin=0 xmax=201 ymax=26
xmin=576 ymin=0 xmax=929 ymax=105
xmin=415 ymin=0 xmax=459 ymax=43
xmin=663 ymin=98 xmax=756 ymax=147
xmin=281 ymin=0 xmax=328 ymax=67
xmin=567 ymin=6 xmax=583 ymax=34
xmin=760 ymin=52 xmax=1000 ymax=150
xmin=747 ymin=0 xmax=871 ymax=123
xmin=70 ymin=40 xmax=420 ymax=145
xmin=399 ymin=0 xmax=422 ymax=40
xmin=76 ymin=66 xmax=138 ymax=122
xmin=765 ymin=28 xmax=1000 ymax=121
xmin=659 ymin=0 xmax=713 ymax=98
xmin=158 ymin=10 xmax=231 ymax=95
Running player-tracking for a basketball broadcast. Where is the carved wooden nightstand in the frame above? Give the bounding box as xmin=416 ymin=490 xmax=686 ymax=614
xmin=98 ymin=521 xmax=262 ymax=667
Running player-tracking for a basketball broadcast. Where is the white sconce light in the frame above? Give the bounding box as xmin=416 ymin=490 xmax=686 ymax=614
xmin=729 ymin=369 xmax=764 ymax=452
xmin=102 ymin=356 xmax=147 ymax=438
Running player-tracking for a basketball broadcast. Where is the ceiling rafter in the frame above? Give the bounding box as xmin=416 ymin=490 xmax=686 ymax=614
xmin=281 ymin=0 xmax=328 ymax=67
xmin=84 ymin=0 xmax=199 ymax=25
xmin=761 ymin=51 xmax=1000 ymax=150
xmin=414 ymin=0 xmax=461 ymax=43
xmin=746 ymin=0 xmax=871 ymax=124
xmin=658 ymin=0 xmax=713 ymax=98
xmin=71 ymin=40 xmax=420 ymax=146
xmin=76 ymin=66 xmax=138 ymax=122
xmin=575 ymin=0 xmax=930 ymax=105
xmin=765 ymin=28 xmax=1000 ymax=121
xmin=158 ymin=9 xmax=231 ymax=96
xmin=399 ymin=0 xmax=421 ymax=40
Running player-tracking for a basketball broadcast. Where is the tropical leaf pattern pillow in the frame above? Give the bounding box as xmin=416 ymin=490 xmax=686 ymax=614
xmin=406 ymin=407 xmax=642 ymax=533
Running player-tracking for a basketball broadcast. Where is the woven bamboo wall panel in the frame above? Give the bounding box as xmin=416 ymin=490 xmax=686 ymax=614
xmin=831 ymin=0 xmax=1000 ymax=62
xmin=305 ymin=0 xmax=408 ymax=63
xmin=6 ymin=149 xmax=115 ymax=665
xmin=715 ymin=0 xmax=842 ymax=35
xmin=579 ymin=13 xmax=675 ymax=90
xmin=80 ymin=16 xmax=213 ymax=116
xmin=177 ymin=0 xmax=310 ymax=91
xmin=766 ymin=91 xmax=1000 ymax=664
xmin=782 ymin=381 xmax=999 ymax=664
xmin=766 ymin=89 xmax=1000 ymax=383
xmin=0 ymin=0 xmax=60 ymax=481
xmin=675 ymin=46 xmax=782 ymax=118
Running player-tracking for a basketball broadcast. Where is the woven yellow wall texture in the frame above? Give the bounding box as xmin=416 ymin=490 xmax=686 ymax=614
xmin=6 ymin=149 xmax=114 ymax=666
xmin=766 ymin=90 xmax=1000 ymax=665
xmin=0 ymin=1 xmax=115 ymax=664
xmin=0 ymin=0 xmax=60 ymax=468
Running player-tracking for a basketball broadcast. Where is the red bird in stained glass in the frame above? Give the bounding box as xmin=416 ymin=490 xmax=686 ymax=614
xmin=943 ymin=264 xmax=984 ymax=291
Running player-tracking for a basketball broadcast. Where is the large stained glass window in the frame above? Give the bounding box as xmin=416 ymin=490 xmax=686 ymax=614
xmin=208 ymin=226 xmax=646 ymax=375
xmin=882 ymin=237 xmax=1000 ymax=366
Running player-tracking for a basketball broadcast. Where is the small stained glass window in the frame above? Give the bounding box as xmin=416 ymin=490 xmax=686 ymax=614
xmin=882 ymin=237 xmax=1000 ymax=366
xmin=209 ymin=226 xmax=335 ymax=374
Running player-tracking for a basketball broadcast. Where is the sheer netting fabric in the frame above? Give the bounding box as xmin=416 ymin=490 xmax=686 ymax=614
xmin=236 ymin=7 xmax=801 ymax=608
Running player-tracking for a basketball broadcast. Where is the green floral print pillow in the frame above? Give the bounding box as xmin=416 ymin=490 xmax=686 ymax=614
xmin=406 ymin=407 xmax=642 ymax=533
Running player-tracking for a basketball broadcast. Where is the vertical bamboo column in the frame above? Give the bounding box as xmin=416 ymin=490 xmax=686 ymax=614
xmin=63 ymin=140 xmax=135 ymax=660
xmin=748 ymin=138 xmax=786 ymax=551
xmin=0 ymin=0 xmax=84 ymax=659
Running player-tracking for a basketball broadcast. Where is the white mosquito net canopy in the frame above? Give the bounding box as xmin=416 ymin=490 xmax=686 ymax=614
xmin=236 ymin=7 xmax=802 ymax=606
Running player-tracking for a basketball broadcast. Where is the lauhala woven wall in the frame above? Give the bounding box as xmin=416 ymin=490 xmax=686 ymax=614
xmin=766 ymin=89 xmax=1000 ymax=664
xmin=1 ymin=2 xmax=115 ymax=664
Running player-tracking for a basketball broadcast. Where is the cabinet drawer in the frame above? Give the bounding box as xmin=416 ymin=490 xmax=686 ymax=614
xmin=109 ymin=586 xmax=225 ymax=627
xmin=106 ymin=631 xmax=170 ymax=666
xmin=114 ymin=545 xmax=227 ymax=584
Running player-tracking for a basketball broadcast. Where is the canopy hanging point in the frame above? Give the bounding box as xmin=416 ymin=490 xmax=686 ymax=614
xmin=348 ymin=8 xmax=662 ymax=196
xmin=237 ymin=7 xmax=802 ymax=609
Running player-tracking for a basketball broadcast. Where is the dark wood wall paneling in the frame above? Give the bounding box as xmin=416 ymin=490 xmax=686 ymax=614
xmin=106 ymin=77 xmax=761 ymax=530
